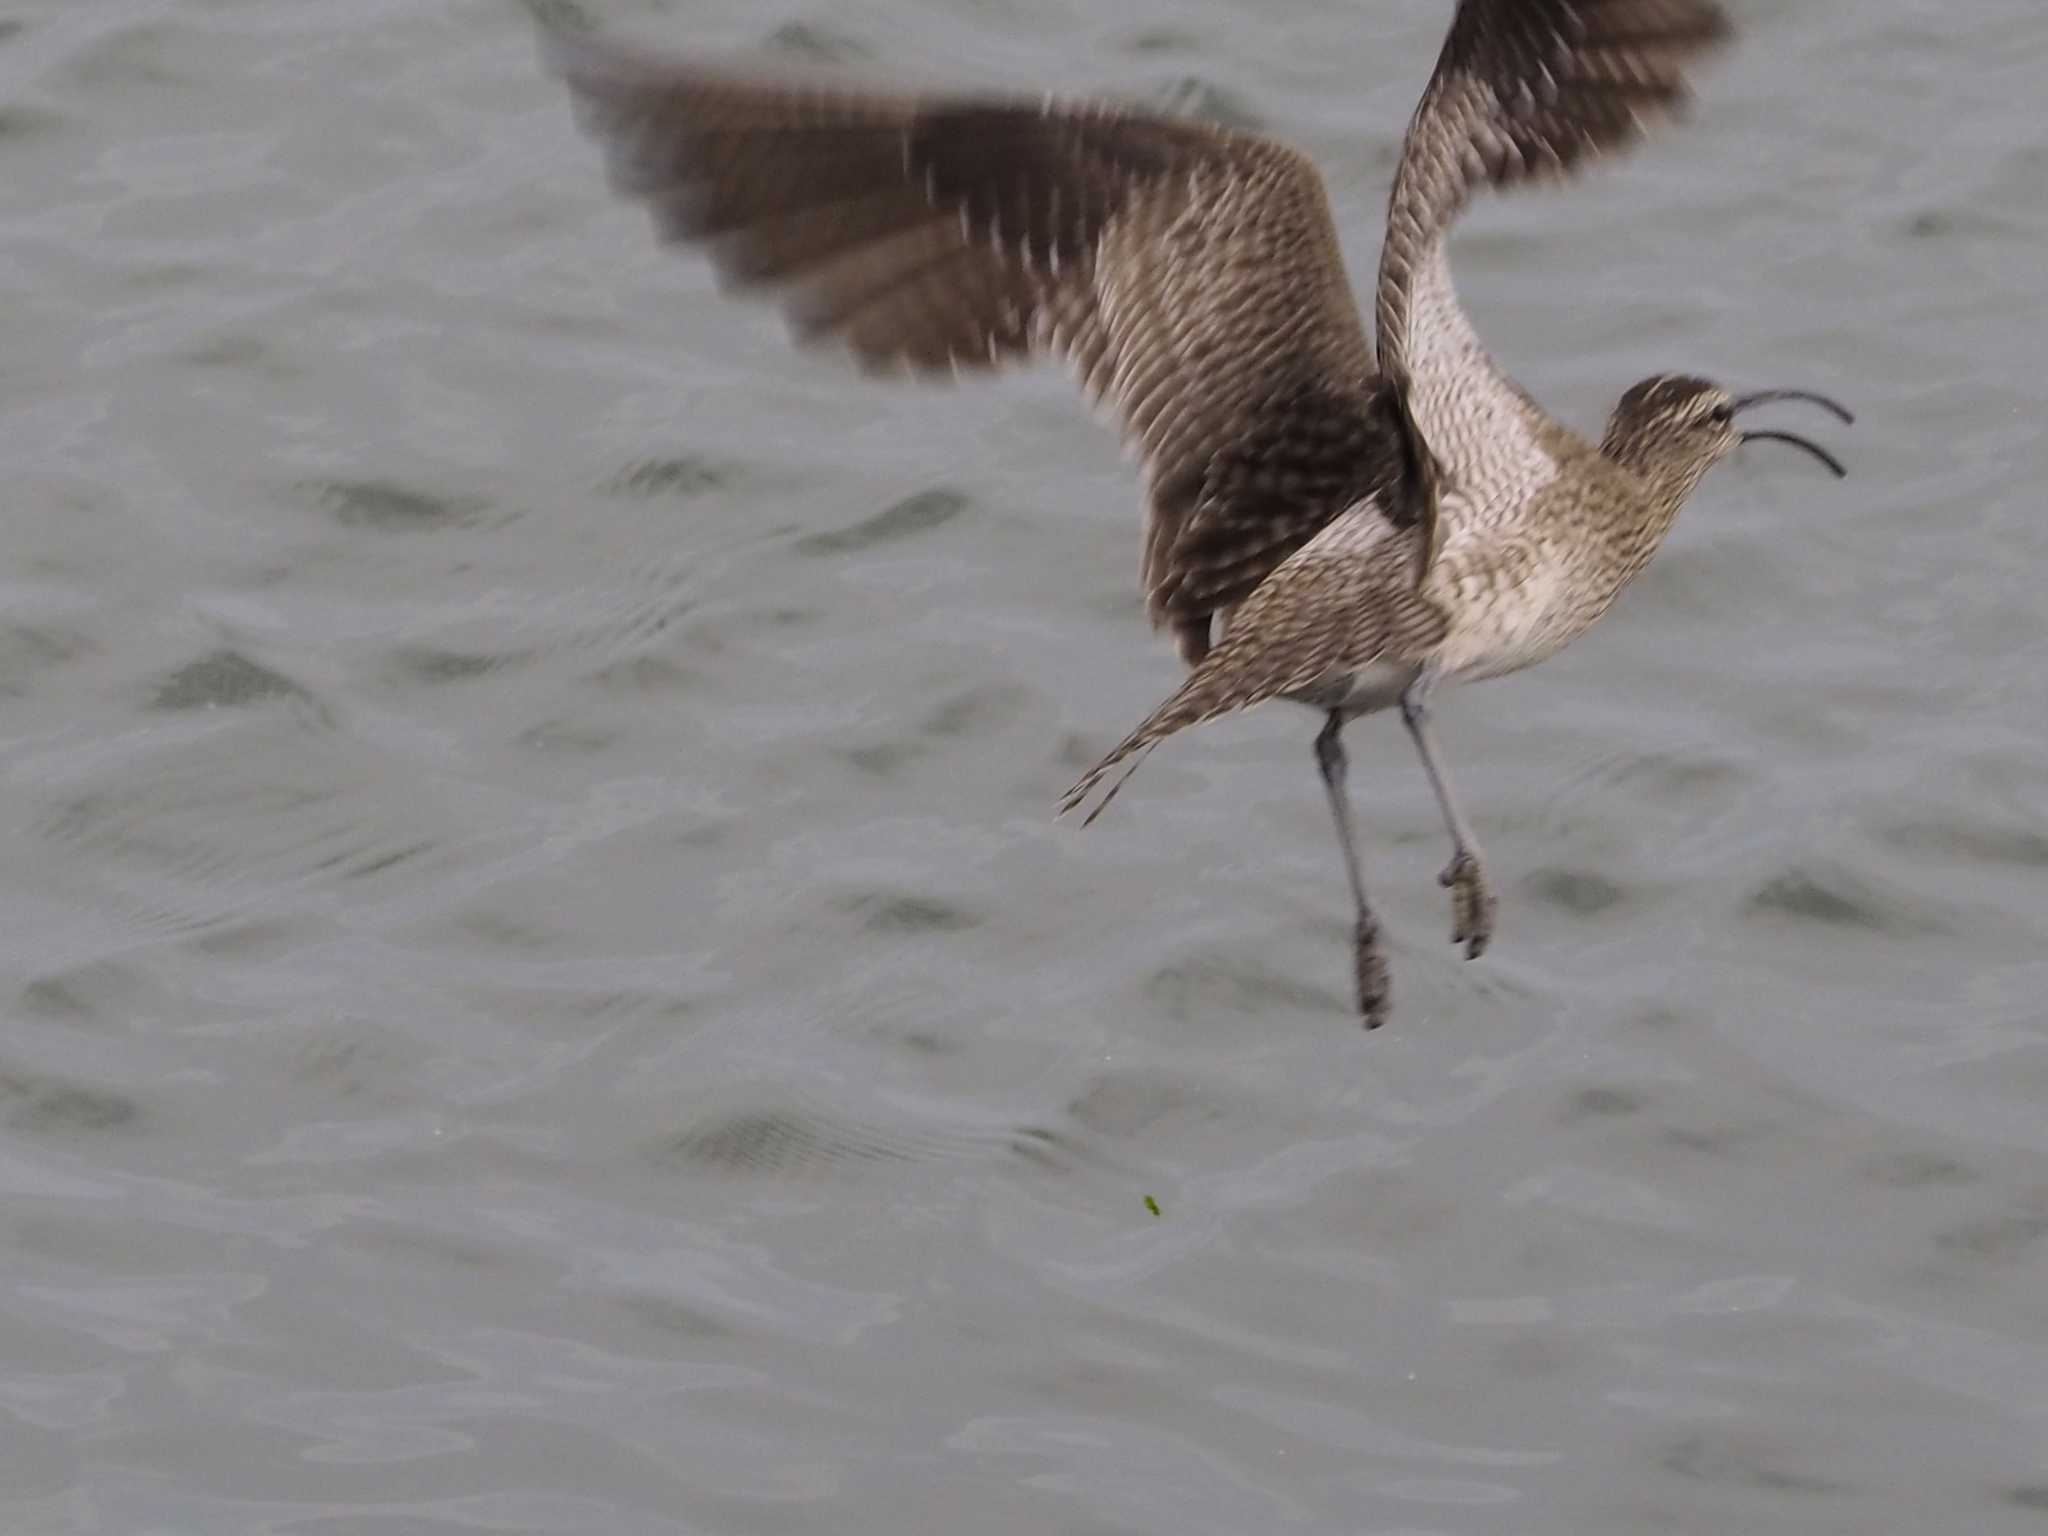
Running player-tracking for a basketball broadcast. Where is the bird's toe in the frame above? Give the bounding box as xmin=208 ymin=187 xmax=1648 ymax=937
xmin=1355 ymin=913 xmax=1392 ymax=1029
xmin=1440 ymin=852 xmax=1497 ymax=961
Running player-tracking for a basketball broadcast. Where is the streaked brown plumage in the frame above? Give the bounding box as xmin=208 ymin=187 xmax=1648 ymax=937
xmin=538 ymin=17 xmax=1427 ymax=666
xmin=1059 ymin=378 xmax=1848 ymax=818
xmin=538 ymin=0 xmax=1850 ymax=1028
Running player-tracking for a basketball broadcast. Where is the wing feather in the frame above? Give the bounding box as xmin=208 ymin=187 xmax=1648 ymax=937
xmin=1376 ymin=0 xmax=1732 ymax=386
xmin=541 ymin=24 xmax=1417 ymax=652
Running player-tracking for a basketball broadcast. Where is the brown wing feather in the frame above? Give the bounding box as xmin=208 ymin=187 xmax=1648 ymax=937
xmin=1376 ymin=0 xmax=1732 ymax=383
xmin=540 ymin=25 xmax=1410 ymax=652
xmin=1429 ymin=0 xmax=1732 ymax=194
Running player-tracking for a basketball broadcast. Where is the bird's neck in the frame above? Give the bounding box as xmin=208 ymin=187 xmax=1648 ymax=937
xmin=1600 ymin=405 xmax=1719 ymax=498
xmin=1588 ymin=436 xmax=1707 ymax=577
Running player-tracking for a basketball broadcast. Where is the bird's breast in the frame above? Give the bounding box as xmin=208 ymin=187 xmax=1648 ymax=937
xmin=1427 ymin=539 xmax=1587 ymax=683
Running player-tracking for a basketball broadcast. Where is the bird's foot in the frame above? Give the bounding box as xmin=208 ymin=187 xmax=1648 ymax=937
xmin=1439 ymin=850 xmax=1496 ymax=961
xmin=1355 ymin=912 xmax=1392 ymax=1030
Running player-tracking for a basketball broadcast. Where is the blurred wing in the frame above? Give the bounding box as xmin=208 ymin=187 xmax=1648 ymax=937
xmin=542 ymin=26 xmax=1412 ymax=641
xmin=1374 ymin=0 xmax=1732 ymax=503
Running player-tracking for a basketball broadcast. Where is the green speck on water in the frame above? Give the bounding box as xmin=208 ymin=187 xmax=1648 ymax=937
xmin=1143 ymin=1195 xmax=1161 ymax=1218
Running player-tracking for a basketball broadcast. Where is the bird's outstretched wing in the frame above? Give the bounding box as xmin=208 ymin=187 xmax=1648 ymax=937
xmin=1058 ymin=503 xmax=1450 ymax=822
xmin=1374 ymin=0 xmax=1733 ymax=523
xmin=540 ymin=25 xmax=1422 ymax=658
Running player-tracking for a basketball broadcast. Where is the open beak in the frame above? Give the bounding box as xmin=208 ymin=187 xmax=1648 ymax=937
xmin=1733 ymin=388 xmax=1853 ymax=478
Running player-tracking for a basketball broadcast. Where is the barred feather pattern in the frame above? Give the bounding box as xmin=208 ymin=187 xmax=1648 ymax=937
xmin=541 ymin=25 xmax=1413 ymax=659
xmin=1374 ymin=0 xmax=1732 ymax=537
xmin=1059 ymin=505 xmax=1450 ymax=819
xmin=1378 ymin=0 xmax=1733 ymax=380
xmin=540 ymin=3 xmax=1745 ymax=831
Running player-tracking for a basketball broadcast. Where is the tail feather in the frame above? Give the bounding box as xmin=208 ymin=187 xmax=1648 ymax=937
xmin=1055 ymin=645 xmax=1304 ymax=822
xmin=1056 ymin=674 xmax=1213 ymax=822
xmin=1058 ymin=505 xmax=1451 ymax=823
xmin=1063 ymin=742 xmax=1158 ymax=825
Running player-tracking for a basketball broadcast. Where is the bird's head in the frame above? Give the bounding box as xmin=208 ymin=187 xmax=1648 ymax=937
xmin=1600 ymin=375 xmax=1851 ymax=509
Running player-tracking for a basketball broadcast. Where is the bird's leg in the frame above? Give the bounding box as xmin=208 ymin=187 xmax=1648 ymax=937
xmin=1314 ymin=711 xmax=1391 ymax=1029
xmin=1399 ymin=666 xmax=1496 ymax=960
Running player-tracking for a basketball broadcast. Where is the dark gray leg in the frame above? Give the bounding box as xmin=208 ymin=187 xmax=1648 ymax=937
xmin=1314 ymin=711 xmax=1391 ymax=1029
xmin=1398 ymin=668 xmax=1497 ymax=960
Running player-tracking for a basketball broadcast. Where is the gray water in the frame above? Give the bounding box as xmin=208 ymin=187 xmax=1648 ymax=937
xmin=3 ymin=0 xmax=2047 ymax=1530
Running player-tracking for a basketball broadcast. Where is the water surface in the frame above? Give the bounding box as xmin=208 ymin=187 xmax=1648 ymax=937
xmin=3 ymin=0 xmax=2047 ymax=1530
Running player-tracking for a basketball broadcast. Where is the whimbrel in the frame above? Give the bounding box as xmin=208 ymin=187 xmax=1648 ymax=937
xmin=540 ymin=0 xmax=1850 ymax=1028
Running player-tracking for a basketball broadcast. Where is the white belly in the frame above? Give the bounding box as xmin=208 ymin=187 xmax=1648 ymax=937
xmin=1285 ymin=658 xmax=1425 ymax=719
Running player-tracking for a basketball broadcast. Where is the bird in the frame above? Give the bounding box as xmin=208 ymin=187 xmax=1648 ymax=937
xmin=536 ymin=0 xmax=1850 ymax=1028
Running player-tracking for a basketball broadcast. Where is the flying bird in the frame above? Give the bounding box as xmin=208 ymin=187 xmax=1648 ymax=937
xmin=539 ymin=0 xmax=1850 ymax=1028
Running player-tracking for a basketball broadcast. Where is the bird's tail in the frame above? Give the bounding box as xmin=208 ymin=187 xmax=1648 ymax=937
xmin=1055 ymin=649 xmax=1281 ymax=824
xmin=1056 ymin=674 xmax=1215 ymax=825
xmin=1058 ymin=741 xmax=1159 ymax=827
xmin=1058 ymin=521 xmax=1451 ymax=824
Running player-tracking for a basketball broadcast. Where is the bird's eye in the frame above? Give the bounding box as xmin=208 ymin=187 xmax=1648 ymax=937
xmin=1708 ymin=403 xmax=1734 ymax=426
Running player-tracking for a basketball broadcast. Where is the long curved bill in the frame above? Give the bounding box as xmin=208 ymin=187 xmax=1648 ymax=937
xmin=1740 ymin=429 xmax=1846 ymax=477
xmin=1731 ymin=388 xmax=1855 ymax=424
xmin=1733 ymin=388 xmax=1852 ymax=477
